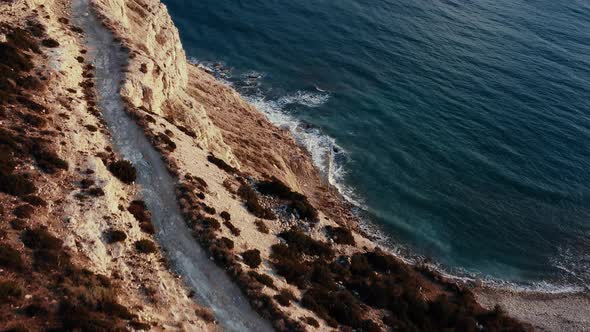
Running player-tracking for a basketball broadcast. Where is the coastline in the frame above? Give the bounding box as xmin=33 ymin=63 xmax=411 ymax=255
xmin=0 ymin=0 xmax=586 ymax=330
xmin=86 ymin=0 xmax=588 ymax=330
xmin=185 ymin=22 xmax=590 ymax=332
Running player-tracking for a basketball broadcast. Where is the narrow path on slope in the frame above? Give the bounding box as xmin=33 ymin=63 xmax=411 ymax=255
xmin=71 ymin=0 xmax=273 ymax=330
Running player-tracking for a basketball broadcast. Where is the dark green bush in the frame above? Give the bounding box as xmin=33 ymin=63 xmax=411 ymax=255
xmin=254 ymin=219 xmax=269 ymax=234
xmin=0 ymin=280 xmax=23 ymax=301
xmin=32 ymin=146 xmax=68 ymax=173
xmin=223 ymin=220 xmax=241 ymax=236
xmin=247 ymin=271 xmax=276 ymax=289
xmin=33 ymin=231 xmax=64 ymax=252
xmin=135 ymin=239 xmax=157 ymax=254
xmin=0 ymin=173 xmax=36 ymax=197
xmin=218 ymin=237 xmax=234 ymax=250
xmin=220 ymin=211 xmax=231 ymax=221
xmin=128 ymin=200 xmax=151 ymax=223
xmin=325 ymin=226 xmax=355 ymax=245
xmin=257 ymin=177 xmax=318 ymax=222
xmin=201 ymin=217 xmax=221 ymax=231
xmin=238 ymin=184 xmax=276 ymax=220
xmin=156 ymin=133 xmax=176 ymax=151
xmin=301 ymin=287 xmax=364 ymax=329
xmin=274 ymin=288 xmax=296 ymax=307
xmin=302 ymin=316 xmax=319 ymax=328
xmin=18 ymin=112 xmax=46 ymax=128
xmin=41 ymin=38 xmax=59 ymax=48
xmin=207 ymin=154 xmax=236 ymax=173
xmin=242 ymin=249 xmax=261 ymax=268
xmin=256 ymin=177 xmax=304 ymax=201
xmin=108 ymin=159 xmax=137 ymax=184
xmin=104 ymin=229 xmax=127 ymax=243
xmin=22 ymin=194 xmax=46 ymax=207
xmin=278 ymin=228 xmax=333 ymax=258
xmin=12 ymin=204 xmax=34 ymax=218
xmin=270 ymin=244 xmax=311 ymax=288
xmin=0 ymin=244 xmax=24 ymax=271
xmin=10 ymin=219 xmax=27 ymax=230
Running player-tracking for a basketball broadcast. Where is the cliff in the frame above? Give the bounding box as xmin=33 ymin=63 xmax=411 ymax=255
xmin=0 ymin=0 xmax=555 ymax=330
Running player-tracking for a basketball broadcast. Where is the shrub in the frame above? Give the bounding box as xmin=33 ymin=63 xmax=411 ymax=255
xmin=108 ymin=159 xmax=137 ymax=184
xmin=217 ymin=237 xmax=234 ymax=250
xmin=303 ymin=316 xmax=319 ymax=328
xmin=301 ymin=287 xmax=364 ymax=329
xmin=289 ymin=199 xmax=319 ymax=223
xmin=80 ymin=178 xmax=94 ymax=189
xmin=0 ymin=174 xmax=36 ymax=196
xmin=41 ymin=38 xmax=59 ymax=48
xmin=32 ymin=146 xmax=68 ymax=173
xmin=0 ymin=147 xmax=16 ymax=174
xmin=278 ymin=228 xmax=333 ymax=258
xmin=241 ymin=249 xmax=261 ymax=268
xmin=248 ymin=271 xmax=276 ymax=289
xmin=350 ymin=253 xmax=372 ymax=276
xmin=200 ymin=217 xmax=221 ymax=231
xmin=21 ymin=227 xmax=63 ymax=251
xmin=220 ymin=211 xmax=231 ymax=221
xmin=135 ymin=239 xmax=157 ymax=254
xmin=23 ymin=303 xmax=49 ymax=317
xmin=223 ymin=221 xmax=241 ymax=236
xmin=18 ymin=112 xmax=46 ymax=127
xmin=0 ymin=280 xmax=23 ymax=301
xmin=156 ymin=133 xmax=176 ymax=151
xmin=195 ymin=307 xmax=216 ymax=323
xmin=104 ymin=229 xmax=127 ymax=243
xmin=238 ymin=184 xmax=276 ymax=220
xmin=7 ymin=28 xmax=40 ymax=54
xmin=207 ymin=154 xmax=236 ymax=173
xmin=84 ymin=124 xmax=98 ymax=132
xmin=128 ymin=200 xmax=150 ymax=223
xmin=256 ymin=177 xmax=303 ymax=200
xmin=325 ymin=226 xmax=355 ymax=245
xmin=257 ymin=177 xmax=318 ymax=222
xmin=85 ymin=187 xmax=105 ymax=197
xmin=13 ymin=204 xmax=34 ymax=218
xmin=270 ymin=244 xmax=311 ymax=288
xmin=0 ymin=245 xmax=24 ymax=270
xmin=10 ymin=219 xmax=27 ymax=230
xmin=201 ymin=203 xmax=216 ymax=215
xmin=254 ymin=219 xmax=269 ymax=234
xmin=274 ymin=288 xmax=296 ymax=307
xmin=22 ymin=194 xmax=46 ymax=207
xmin=139 ymin=222 xmax=155 ymax=234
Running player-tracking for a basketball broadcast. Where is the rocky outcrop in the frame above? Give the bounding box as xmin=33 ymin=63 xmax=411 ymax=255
xmin=92 ymin=0 xmax=239 ymax=167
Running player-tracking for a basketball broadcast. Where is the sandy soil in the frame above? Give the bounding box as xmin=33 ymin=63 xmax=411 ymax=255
xmin=477 ymin=288 xmax=590 ymax=331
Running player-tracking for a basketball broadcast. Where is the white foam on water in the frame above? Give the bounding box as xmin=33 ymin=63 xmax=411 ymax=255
xmin=245 ymin=92 xmax=365 ymax=208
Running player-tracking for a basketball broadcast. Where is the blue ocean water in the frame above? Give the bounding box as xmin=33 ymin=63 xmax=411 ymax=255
xmin=164 ymin=0 xmax=590 ymax=290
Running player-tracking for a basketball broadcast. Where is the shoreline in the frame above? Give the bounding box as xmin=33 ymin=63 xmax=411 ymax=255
xmin=0 ymin=0 xmax=584 ymax=330
xmin=192 ymin=53 xmax=590 ymax=330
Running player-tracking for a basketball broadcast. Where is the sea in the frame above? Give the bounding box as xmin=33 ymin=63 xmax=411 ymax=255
xmin=163 ymin=0 xmax=590 ymax=292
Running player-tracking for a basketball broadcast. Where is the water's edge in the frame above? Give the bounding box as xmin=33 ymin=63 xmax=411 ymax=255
xmin=71 ymin=1 xmax=273 ymax=330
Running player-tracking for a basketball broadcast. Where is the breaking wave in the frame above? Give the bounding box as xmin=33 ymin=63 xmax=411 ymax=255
xmin=190 ymin=58 xmax=364 ymax=207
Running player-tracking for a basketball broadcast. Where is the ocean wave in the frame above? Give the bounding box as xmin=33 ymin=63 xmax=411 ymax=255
xmin=245 ymin=92 xmax=364 ymax=208
xmin=189 ymin=56 xmax=364 ymax=207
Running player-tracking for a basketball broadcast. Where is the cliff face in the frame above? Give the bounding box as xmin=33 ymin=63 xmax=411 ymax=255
xmin=92 ymin=0 xmax=239 ymax=167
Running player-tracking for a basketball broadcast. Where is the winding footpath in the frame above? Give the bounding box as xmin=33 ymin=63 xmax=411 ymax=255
xmin=71 ymin=0 xmax=273 ymax=330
